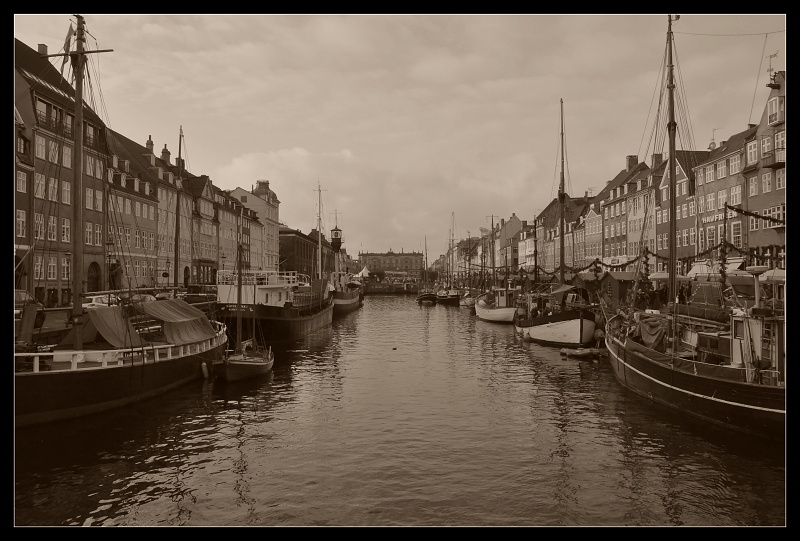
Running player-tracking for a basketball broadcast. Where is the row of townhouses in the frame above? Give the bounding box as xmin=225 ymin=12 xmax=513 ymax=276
xmin=434 ymin=71 xmax=786 ymax=282
xmin=14 ymin=38 xmax=356 ymax=307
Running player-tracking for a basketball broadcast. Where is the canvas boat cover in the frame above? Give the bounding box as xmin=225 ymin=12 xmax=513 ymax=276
xmin=87 ymin=298 xmax=216 ymax=348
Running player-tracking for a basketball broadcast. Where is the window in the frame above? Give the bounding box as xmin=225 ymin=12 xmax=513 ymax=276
xmin=34 ymin=255 xmax=43 ymax=280
xmin=149 ymin=232 xmax=154 ymax=250
xmin=761 ymin=135 xmax=773 ymax=157
xmin=17 ymin=171 xmax=27 ymax=193
xmin=48 ymin=177 xmax=58 ymax=201
xmin=718 ymin=224 xmax=726 ymax=244
xmin=125 ymin=199 xmax=131 ymax=214
xmin=61 ymin=181 xmax=71 ymax=204
xmin=134 ymin=178 xmax=140 ymax=192
xmin=48 ymin=141 xmax=59 ymax=163
xmin=730 ymin=185 xmax=742 ymax=205
xmin=85 ymin=123 xmax=95 ymax=146
xmin=690 ymin=227 xmax=696 ymax=245
xmin=95 ymin=190 xmax=102 ymax=211
xmin=125 ymin=227 xmax=131 ymax=247
xmin=35 ymin=135 xmax=45 ymax=159
xmin=698 ymin=228 xmax=705 ymax=251
xmin=761 ymin=172 xmax=772 ymax=193
xmin=117 ymin=226 xmax=123 ymax=247
xmin=689 ymin=200 xmax=695 ymax=216
xmin=95 ymin=159 xmax=103 ymax=179
xmin=61 ymin=218 xmax=70 ymax=242
xmin=85 ymin=222 xmax=93 ymax=245
xmin=717 ymin=190 xmax=727 ymax=210
xmin=34 ymin=173 xmax=45 ymax=198
xmin=776 ymin=169 xmax=784 ymax=190
xmin=717 ymin=160 xmax=726 ymax=179
xmin=61 ymin=257 xmax=70 ymax=281
xmin=95 ymin=224 xmax=102 ymax=246
xmin=746 ymin=141 xmax=758 ymax=165
xmin=16 ymin=210 xmax=26 ymax=237
xmin=768 ymin=96 xmax=785 ymax=125
xmin=135 ymin=201 xmax=141 ymax=217
xmin=135 ymin=230 xmax=141 ymax=249
xmin=63 ymin=145 xmax=72 ymax=169
xmin=664 ymin=209 xmax=669 ymax=222
xmin=706 ymin=194 xmax=714 ymax=212
xmin=729 ymin=154 xmax=741 ymax=175
xmin=731 ymin=221 xmax=742 ymax=248
xmin=698 ymin=196 xmax=705 ymax=213
xmin=749 ymin=177 xmax=758 ymax=196
xmin=705 ymin=166 xmax=714 ymax=183
xmin=706 ymin=226 xmax=715 ymax=247
xmin=117 ymin=196 xmax=123 ymax=213
xmin=750 ymin=216 xmax=759 ymax=231
xmin=86 ymin=188 xmax=94 ymax=209
xmin=775 ymin=130 xmax=785 ymax=160
xmin=149 ymin=206 xmax=155 ymax=221
xmin=134 ymin=260 xmax=140 ymax=277
xmin=604 ymin=225 xmax=608 ymax=238
xmin=657 ymin=234 xmax=663 ymax=251
xmin=683 ymin=229 xmax=688 ymax=246
xmin=47 ymin=216 xmax=56 ymax=240
xmin=47 ymin=257 xmax=57 ymax=280
xmin=86 ymin=154 xmax=95 ymax=177
xmin=34 ymin=213 xmax=44 ymax=239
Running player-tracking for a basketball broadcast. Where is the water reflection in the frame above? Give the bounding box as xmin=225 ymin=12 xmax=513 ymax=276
xmin=15 ymin=295 xmax=784 ymax=526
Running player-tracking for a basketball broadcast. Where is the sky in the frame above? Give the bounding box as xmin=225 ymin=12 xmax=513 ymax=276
xmin=14 ymin=14 xmax=786 ymax=261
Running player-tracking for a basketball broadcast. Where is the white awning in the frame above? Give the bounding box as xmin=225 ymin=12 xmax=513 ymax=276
xmin=687 ymin=257 xmax=744 ymax=277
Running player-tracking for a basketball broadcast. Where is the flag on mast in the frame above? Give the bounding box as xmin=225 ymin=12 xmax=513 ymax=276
xmin=60 ymin=23 xmax=74 ymax=79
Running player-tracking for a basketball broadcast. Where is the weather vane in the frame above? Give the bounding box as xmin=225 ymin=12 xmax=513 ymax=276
xmin=766 ymin=51 xmax=778 ymax=78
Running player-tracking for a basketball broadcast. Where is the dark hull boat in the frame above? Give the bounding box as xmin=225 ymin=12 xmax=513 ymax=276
xmin=333 ymin=289 xmax=363 ymax=316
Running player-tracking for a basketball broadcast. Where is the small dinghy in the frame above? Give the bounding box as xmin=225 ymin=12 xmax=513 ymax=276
xmin=560 ymin=347 xmax=607 ymax=359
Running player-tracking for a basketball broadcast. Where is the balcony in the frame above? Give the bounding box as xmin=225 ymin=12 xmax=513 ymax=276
xmin=762 ymin=148 xmax=785 ymax=169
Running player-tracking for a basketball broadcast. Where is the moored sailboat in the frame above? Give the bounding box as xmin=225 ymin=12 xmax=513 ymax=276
xmin=14 ymin=16 xmax=228 ymax=428
xmin=514 ymin=99 xmax=596 ymax=346
xmin=216 ymin=184 xmax=333 ymax=343
xmin=416 ymin=236 xmax=437 ymax=304
xmin=604 ymin=15 xmax=784 ymax=441
xmin=330 ymin=215 xmax=363 ymax=317
xmin=216 ymin=208 xmax=274 ymax=382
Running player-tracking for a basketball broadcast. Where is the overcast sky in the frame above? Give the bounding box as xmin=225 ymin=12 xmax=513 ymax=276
xmin=14 ymin=14 xmax=785 ymax=261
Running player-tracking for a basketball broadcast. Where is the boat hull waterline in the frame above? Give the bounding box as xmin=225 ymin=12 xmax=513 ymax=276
xmin=515 ymin=310 xmax=596 ymax=348
xmin=605 ymin=334 xmax=785 ymax=441
xmin=15 ymin=325 xmax=228 ymax=428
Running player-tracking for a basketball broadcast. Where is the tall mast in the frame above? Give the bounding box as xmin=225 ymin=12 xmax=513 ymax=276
xmin=667 ymin=15 xmax=678 ymax=306
xmin=56 ymin=16 xmax=111 ymax=349
xmin=317 ymin=183 xmax=322 ymax=281
xmin=559 ymin=98 xmax=566 ymax=287
xmin=235 ymin=205 xmax=243 ymax=353
xmin=173 ymin=127 xmax=183 ymax=288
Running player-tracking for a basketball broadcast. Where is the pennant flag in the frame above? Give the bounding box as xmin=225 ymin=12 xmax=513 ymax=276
xmin=59 ymin=23 xmax=74 ymax=79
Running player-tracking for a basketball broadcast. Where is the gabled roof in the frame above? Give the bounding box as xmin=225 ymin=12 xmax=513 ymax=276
xmin=15 ymin=38 xmax=103 ymax=126
xmin=696 ymin=126 xmax=756 ymax=168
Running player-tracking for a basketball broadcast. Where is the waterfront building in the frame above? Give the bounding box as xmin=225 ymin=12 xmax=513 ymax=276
xmin=229 ymin=180 xmax=281 ymax=272
xmin=360 ymin=249 xmax=423 ymax=278
xmin=280 ymin=226 xmax=334 ymax=279
xmin=15 ymin=39 xmax=111 ymax=305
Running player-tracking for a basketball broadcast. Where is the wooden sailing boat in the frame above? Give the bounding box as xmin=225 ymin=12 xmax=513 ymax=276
xmin=14 ymin=15 xmax=228 ymax=427
xmin=436 ymin=213 xmax=461 ymax=306
xmin=475 ymin=216 xmax=519 ymax=323
xmin=330 ymin=211 xmax=362 ymax=317
xmin=514 ymin=99 xmax=596 ymax=345
xmin=416 ymin=236 xmax=437 ymax=304
xmin=603 ymin=15 xmax=784 ymax=441
xmin=217 ymin=207 xmax=274 ymax=382
xmin=215 ymin=183 xmax=333 ymax=344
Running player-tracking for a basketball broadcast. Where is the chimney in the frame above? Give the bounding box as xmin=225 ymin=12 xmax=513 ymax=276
xmin=651 ymin=153 xmax=663 ymax=168
xmin=161 ymin=144 xmax=171 ymax=164
xmin=146 ymin=135 xmax=154 ymax=153
xmin=626 ymin=155 xmax=638 ymax=172
xmin=37 ymin=44 xmax=48 ymax=56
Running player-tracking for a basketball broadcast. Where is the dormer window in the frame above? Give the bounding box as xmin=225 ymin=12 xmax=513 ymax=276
xmin=637 ymin=180 xmax=641 ymax=191
xmin=134 ymin=178 xmax=140 ymax=192
xmin=167 ymin=172 xmax=174 ymax=184
xmin=768 ymin=96 xmax=785 ymax=125
xmin=120 ymin=174 xmax=126 ymax=188
xmin=124 ymin=160 xmax=130 ymax=173
xmin=145 ymin=182 xmax=150 ymax=195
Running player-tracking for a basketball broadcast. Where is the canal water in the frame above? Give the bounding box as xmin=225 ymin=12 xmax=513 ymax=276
xmin=14 ymin=295 xmax=785 ymax=526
